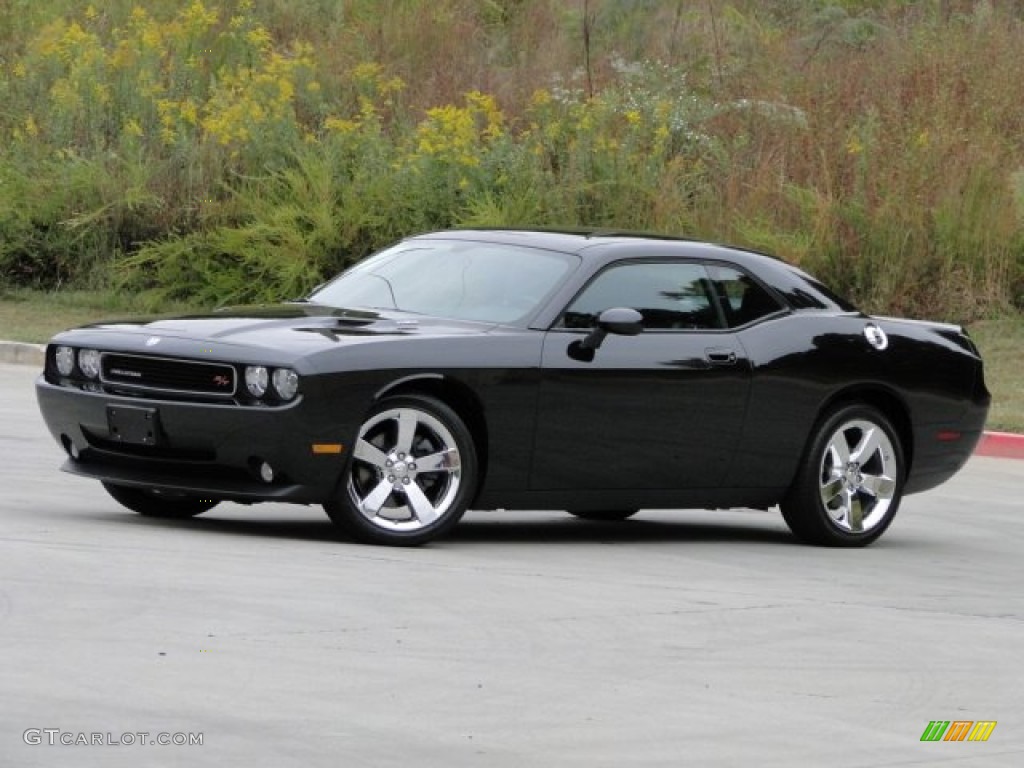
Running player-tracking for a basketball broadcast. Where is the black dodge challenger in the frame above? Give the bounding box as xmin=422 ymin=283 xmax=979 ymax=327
xmin=36 ymin=229 xmax=990 ymax=547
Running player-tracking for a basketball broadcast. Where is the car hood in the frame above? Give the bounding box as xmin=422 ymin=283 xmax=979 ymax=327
xmin=55 ymin=303 xmax=499 ymax=358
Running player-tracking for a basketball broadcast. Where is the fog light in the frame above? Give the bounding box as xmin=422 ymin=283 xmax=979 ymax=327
xmin=245 ymin=366 xmax=269 ymax=398
xmin=55 ymin=346 xmax=75 ymax=376
xmin=78 ymin=348 xmax=101 ymax=379
xmin=259 ymin=461 xmax=275 ymax=483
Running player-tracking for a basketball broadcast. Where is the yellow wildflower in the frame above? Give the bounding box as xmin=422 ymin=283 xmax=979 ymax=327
xmin=325 ymin=117 xmax=360 ymax=135
xmin=530 ymin=89 xmax=552 ymax=108
xmin=246 ymin=26 xmax=272 ymax=50
xmin=140 ymin=21 xmax=161 ymax=49
xmin=181 ymin=1 xmax=218 ymax=31
xmin=180 ymin=100 xmax=198 ymax=125
xmin=352 ymin=62 xmax=383 ymax=84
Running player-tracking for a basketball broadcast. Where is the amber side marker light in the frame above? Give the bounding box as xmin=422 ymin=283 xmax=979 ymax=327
xmin=312 ymin=443 xmax=344 ymax=454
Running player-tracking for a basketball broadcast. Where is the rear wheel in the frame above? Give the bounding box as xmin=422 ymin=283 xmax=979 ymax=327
xmin=781 ymin=404 xmax=904 ymax=547
xmin=101 ymin=482 xmax=219 ymax=519
xmin=324 ymin=395 xmax=477 ymax=546
xmin=568 ymin=510 xmax=638 ymax=521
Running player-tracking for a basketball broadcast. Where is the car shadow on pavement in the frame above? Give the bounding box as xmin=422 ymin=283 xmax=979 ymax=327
xmin=449 ymin=515 xmax=796 ymax=546
xmin=87 ymin=508 xmax=798 ymax=547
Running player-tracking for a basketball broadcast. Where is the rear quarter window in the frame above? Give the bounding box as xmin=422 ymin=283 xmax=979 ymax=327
xmin=708 ymin=265 xmax=785 ymax=327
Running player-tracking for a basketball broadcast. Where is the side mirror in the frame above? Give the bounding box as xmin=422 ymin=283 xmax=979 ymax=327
xmin=595 ymin=307 xmax=643 ymax=338
xmin=569 ymin=307 xmax=643 ymax=361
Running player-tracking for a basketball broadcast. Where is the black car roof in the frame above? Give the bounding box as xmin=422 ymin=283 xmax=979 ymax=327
xmin=412 ymin=227 xmax=798 ymax=274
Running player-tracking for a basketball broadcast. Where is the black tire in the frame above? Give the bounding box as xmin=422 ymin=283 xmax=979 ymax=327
xmin=568 ymin=510 xmax=638 ymax=521
xmin=101 ymin=482 xmax=219 ymax=519
xmin=324 ymin=395 xmax=478 ymax=546
xmin=781 ymin=404 xmax=905 ymax=547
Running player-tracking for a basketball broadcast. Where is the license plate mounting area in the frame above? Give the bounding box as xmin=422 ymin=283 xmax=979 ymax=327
xmin=106 ymin=405 xmax=161 ymax=446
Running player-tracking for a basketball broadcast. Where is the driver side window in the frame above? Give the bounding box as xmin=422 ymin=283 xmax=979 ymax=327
xmin=560 ymin=262 xmax=723 ymax=330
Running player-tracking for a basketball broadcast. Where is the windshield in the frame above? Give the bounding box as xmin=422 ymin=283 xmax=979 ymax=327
xmin=309 ymin=239 xmax=579 ymax=324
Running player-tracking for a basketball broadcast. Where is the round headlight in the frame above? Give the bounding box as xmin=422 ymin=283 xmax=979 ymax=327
xmin=78 ymin=349 xmax=101 ymax=379
xmin=55 ymin=346 xmax=75 ymax=376
xmin=271 ymin=368 xmax=299 ymax=401
xmin=244 ymin=365 xmax=269 ymax=397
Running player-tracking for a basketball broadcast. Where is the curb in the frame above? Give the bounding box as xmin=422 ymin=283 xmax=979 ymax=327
xmin=0 ymin=340 xmax=45 ymax=367
xmin=974 ymin=431 xmax=1024 ymax=460
xmin=1 ymin=338 xmax=1021 ymax=459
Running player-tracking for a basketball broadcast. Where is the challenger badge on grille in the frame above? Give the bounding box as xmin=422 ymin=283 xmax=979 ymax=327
xmin=101 ymin=353 xmax=237 ymax=397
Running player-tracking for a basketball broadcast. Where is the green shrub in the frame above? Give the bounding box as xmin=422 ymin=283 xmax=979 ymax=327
xmin=0 ymin=0 xmax=1021 ymax=318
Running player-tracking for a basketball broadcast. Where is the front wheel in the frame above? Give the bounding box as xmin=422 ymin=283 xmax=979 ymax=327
xmin=324 ymin=395 xmax=478 ymax=546
xmin=101 ymin=482 xmax=219 ymax=519
xmin=781 ymin=404 xmax=904 ymax=547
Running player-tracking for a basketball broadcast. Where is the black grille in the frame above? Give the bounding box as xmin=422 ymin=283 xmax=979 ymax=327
xmin=101 ymin=353 xmax=236 ymax=397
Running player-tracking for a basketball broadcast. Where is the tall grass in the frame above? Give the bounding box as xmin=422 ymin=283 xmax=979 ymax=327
xmin=0 ymin=0 xmax=1021 ymax=320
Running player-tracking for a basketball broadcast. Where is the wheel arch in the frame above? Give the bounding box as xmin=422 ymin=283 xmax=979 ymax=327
xmin=815 ymin=385 xmax=914 ymax=475
xmin=374 ymin=374 xmax=489 ymax=499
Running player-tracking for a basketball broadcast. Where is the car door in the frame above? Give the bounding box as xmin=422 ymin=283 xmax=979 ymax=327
xmin=530 ymin=260 xmax=752 ymax=491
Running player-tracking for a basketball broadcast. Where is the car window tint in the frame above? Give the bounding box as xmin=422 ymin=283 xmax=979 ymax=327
xmin=708 ymin=265 xmax=784 ymax=327
xmin=561 ymin=262 xmax=722 ymax=330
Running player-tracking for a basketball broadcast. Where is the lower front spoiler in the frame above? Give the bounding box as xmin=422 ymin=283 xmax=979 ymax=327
xmin=60 ymin=457 xmax=321 ymax=504
xmin=37 ymin=374 xmax=353 ymax=505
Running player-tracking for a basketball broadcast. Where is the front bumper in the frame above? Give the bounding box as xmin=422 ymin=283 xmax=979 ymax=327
xmin=35 ymin=375 xmax=351 ymax=504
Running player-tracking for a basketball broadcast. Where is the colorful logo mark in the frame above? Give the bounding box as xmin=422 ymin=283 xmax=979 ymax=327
xmin=921 ymin=721 xmax=997 ymax=742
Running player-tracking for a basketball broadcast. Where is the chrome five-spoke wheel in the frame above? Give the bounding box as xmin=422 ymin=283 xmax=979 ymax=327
xmin=781 ymin=404 xmax=904 ymax=547
xmin=324 ymin=395 xmax=477 ymax=546
xmin=818 ymin=418 xmax=897 ymax=534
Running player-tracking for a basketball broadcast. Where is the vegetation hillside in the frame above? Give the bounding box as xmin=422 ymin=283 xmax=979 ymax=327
xmin=1 ymin=0 xmax=1022 ymax=319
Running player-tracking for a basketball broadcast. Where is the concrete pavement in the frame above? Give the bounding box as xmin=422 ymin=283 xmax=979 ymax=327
xmin=2 ymin=362 xmax=1023 ymax=766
